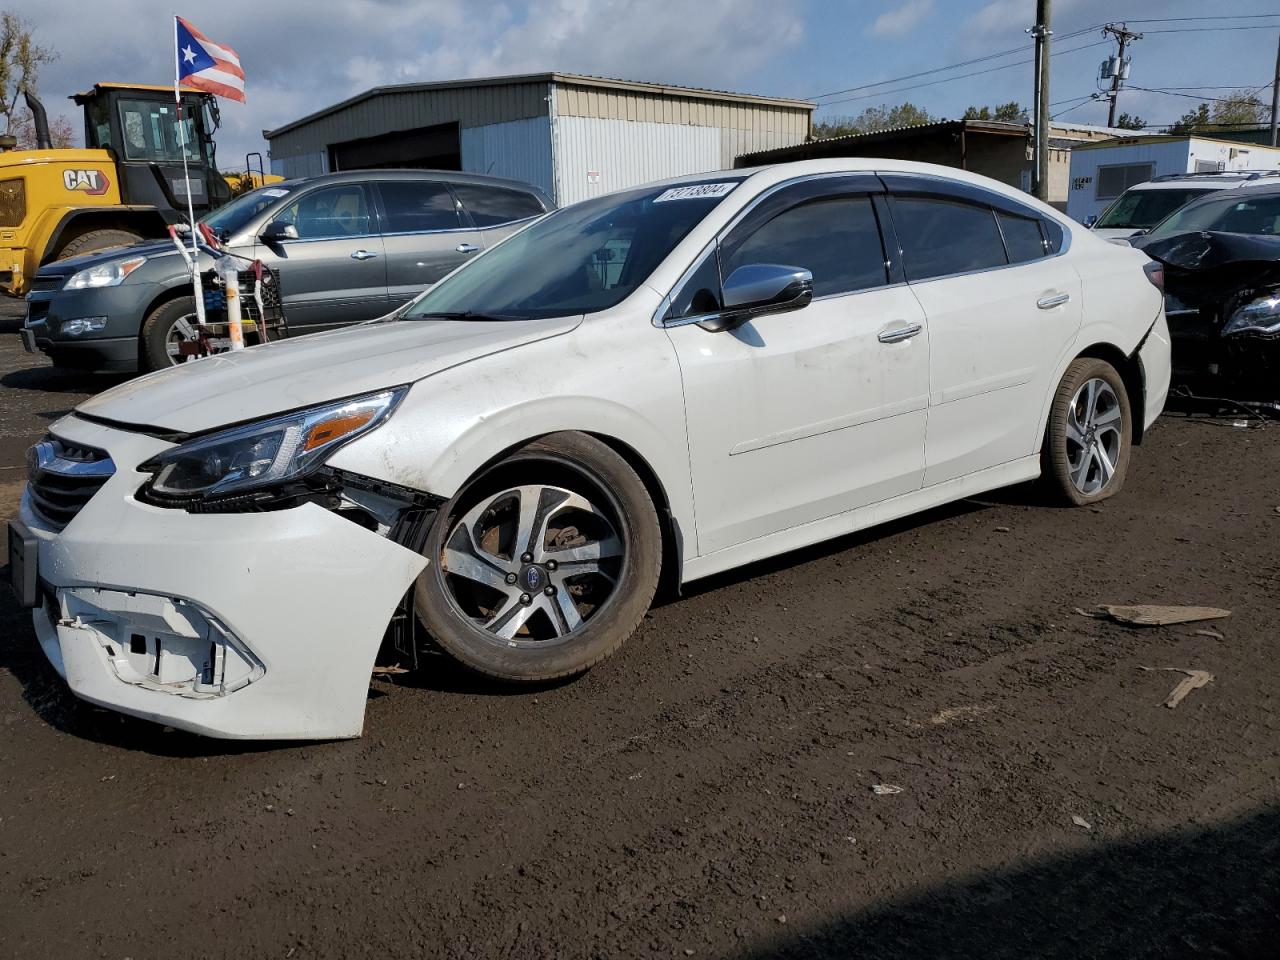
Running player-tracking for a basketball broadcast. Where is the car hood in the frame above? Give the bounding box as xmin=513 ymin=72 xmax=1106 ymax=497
xmin=74 ymin=316 xmax=583 ymax=434
xmin=37 ymin=239 xmax=183 ymax=276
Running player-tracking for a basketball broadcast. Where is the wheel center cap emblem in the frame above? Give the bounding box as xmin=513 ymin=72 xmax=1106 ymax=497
xmin=522 ymin=566 xmax=544 ymax=592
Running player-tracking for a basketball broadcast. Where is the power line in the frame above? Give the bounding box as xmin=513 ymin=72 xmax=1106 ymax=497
xmin=1124 ymin=14 xmax=1280 ymax=24
xmin=1127 ymin=84 xmax=1273 ymax=103
xmin=1140 ymin=25 xmax=1280 ymax=34
xmin=807 ymin=23 xmax=1105 ymax=101
xmin=816 ymin=39 xmax=1110 ymax=110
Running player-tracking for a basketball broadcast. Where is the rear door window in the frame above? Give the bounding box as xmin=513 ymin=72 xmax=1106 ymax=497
xmin=378 ymin=181 xmax=462 ymax=233
xmin=721 ymin=194 xmax=888 ymax=299
xmin=889 ymin=197 xmax=1008 ymax=280
xmin=997 ymin=211 xmax=1048 ymax=263
xmin=452 ymin=183 xmax=546 ymax=227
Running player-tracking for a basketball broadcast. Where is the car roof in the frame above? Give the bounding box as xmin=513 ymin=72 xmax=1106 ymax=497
xmin=1130 ymin=171 xmax=1280 ymax=191
xmin=265 ymin=169 xmax=554 ymax=205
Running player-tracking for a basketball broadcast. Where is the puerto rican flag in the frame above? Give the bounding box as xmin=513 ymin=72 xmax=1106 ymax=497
xmin=175 ymin=16 xmax=245 ymax=103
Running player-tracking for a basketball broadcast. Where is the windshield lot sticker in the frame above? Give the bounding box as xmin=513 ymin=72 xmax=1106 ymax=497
xmin=261 ymin=188 xmax=289 ymax=197
xmin=653 ymin=183 xmax=737 ymax=202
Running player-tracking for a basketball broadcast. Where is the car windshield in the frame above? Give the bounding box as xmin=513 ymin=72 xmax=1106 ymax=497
xmin=401 ymin=179 xmax=745 ymax=321
xmin=201 ymin=184 xmax=297 ymax=238
xmin=1094 ymin=187 xmax=1217 ymax=230
xmin=1144 ymin=191 xmax=1280 ymax=241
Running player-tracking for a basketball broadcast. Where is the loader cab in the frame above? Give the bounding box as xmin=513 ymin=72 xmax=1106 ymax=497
xmin=73 ymin=82 xmax=231 ymax=221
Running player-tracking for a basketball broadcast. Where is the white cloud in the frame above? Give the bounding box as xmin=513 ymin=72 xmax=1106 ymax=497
xmin=22 ymin=0 xmax=804 ymax=164
xmin=868 ymin=0 xmax=934 ymax=38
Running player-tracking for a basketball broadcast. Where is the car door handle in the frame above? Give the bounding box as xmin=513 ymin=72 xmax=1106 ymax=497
xmin=878 ymin=323 xmax=923 ymax=344
xmin=455 ymin=243 xmax=480 ymax=254
xmin=1037 ymin=292 xmax=1070 ymax=309
xmin=350 ymin=249 xmax=378 ymax=261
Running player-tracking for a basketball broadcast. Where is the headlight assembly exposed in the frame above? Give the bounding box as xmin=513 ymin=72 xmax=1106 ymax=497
xmin=64 ymin=256 xmax=147 ymax=289
xmin=140 ymin=388 xmax=407 ymax=503
xmin=1223 ymin=291 xmax=1280 ymax=337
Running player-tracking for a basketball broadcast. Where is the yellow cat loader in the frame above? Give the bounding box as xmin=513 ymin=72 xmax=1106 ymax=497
xmin=0 ymin=83 xmax=238 ymax=297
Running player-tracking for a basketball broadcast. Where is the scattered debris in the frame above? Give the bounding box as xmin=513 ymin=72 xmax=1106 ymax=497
xmin=1194 ymin=629 xmax=1225 ymax=640
xmin=994 ymin=526 xmax=1011 ymax=533
xmin=1072 ymin=815 xmax=1092 ymax=831
xmin=871 ymin=784 xmax=903 ymax=795
xmin=371 ymin=664 xmax=410 ymax=676
xmin=1076 ymin=604 xmax=1231 ymax=627
xmin=929 ymin=704 xmax=994 ymax=725
xmin=1140 ymin=667 xmax=1215 ymax=709
xmin=775 ymin=914 xmax=787 ymax=924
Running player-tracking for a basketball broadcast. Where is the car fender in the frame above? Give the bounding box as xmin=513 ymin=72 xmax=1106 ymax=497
xmin=327 ymin=314 xmax=698 ymax=561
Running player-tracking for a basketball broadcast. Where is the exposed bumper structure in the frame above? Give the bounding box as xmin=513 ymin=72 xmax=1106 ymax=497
xmin=20 ymin=416 xmax=428 ymax=740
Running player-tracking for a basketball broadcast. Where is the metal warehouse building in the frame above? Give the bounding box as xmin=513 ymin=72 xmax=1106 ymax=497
xmin=264 ymin=72 xmax=814 ymax=206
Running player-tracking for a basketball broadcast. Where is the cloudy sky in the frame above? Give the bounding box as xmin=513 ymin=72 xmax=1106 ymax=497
xmin=12 ymin=0 xmax=1280 ymax=169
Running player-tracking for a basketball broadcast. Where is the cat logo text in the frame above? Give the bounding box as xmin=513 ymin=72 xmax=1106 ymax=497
xmin=62 ymin=169 xmax=111 ymax=196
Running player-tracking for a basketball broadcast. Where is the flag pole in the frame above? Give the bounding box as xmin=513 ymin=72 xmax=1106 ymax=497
xmin=174 ymin=14 xmax=206 ymax=328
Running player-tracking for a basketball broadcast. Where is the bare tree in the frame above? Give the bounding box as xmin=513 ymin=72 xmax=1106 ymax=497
xmin=0 ymin=11 xmax=57 ymax=137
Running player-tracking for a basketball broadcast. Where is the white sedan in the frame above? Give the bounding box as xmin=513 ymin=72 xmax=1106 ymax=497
xmin=9 ymin=159 xmax=1171 ymax=739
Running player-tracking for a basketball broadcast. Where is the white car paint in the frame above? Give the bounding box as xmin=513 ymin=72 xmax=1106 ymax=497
xmin=18 ymin=158 xmax=1170 ymax=739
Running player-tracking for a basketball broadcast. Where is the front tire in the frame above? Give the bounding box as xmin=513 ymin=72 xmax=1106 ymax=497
xmin=1042 ymin=357 xmax=1132 ymax=506
xmin=140 ymin=296 xmax=201 ymax=371
xmin=414 ymin=432 xmax=662 ymax=682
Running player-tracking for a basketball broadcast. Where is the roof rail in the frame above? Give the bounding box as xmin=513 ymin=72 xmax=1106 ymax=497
xmin=1147 ymin=170 xmax=1280 ymax=183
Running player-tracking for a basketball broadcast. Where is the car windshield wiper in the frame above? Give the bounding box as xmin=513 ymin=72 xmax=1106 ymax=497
xmin=410 ymin=310 xmax=527 ymax=322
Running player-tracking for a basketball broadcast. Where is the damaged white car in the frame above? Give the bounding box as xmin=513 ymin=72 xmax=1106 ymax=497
xmin=9 ymin=159 xmax=1171 ymax=739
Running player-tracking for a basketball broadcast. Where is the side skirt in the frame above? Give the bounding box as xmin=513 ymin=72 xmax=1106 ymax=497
xmin=680 ymin=455 xmax=1042 ymax=584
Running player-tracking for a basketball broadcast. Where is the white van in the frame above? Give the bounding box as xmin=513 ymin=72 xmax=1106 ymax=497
xmin=1087 ymin=170 xmax=1280 ymax=240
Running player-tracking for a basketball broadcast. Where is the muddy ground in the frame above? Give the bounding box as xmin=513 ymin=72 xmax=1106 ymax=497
xmin=1 ymin=300 xmax=1278 ymax=959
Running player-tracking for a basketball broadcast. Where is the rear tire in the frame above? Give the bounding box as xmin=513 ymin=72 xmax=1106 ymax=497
xmin=140 ymin=297 xmax=200 ymax=372
xmin=1042 ymin=357 xmax=1133 ymax=506
xmin=53 ymin=228 xmax=144 ymax=261
xmin=414 ymin=432 xmax=662 ymax=682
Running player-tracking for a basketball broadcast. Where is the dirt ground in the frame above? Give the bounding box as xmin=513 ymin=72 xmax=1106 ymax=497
xmin=1 ymin=300 xmax=1278 ymax=959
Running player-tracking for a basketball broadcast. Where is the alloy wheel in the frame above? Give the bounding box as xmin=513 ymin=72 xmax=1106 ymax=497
xmin=1065 ymin=377 xmax=1123 ymax=495
xmin=439 ymin=484 xmax=624 ymax=645
xmin=165 ymin=313 xmax=201 ymax=365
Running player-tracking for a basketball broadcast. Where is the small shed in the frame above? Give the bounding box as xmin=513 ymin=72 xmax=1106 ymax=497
xmin=735 ymin=118 xmax=1125 ymax=211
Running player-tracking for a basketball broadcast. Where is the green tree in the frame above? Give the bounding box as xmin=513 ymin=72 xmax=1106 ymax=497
xmin=1211 ymin=93 xmax=1267 ymax=128
xmin=0 ymin=11 xmax=56 ymax=139
xmin=1168 ymin=103 xmax=1210 ymax=135
xmin=814 ymin=101 xmax=934 ymax=139
xmin=1114 ymin=112 xmax=1146 ymax=130
xmin=962 ymin=101 xmax=1027 ymax=122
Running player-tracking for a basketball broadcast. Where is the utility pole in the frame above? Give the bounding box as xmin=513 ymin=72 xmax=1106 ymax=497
xmin=1102 ymin=23 xmax=1142 ymax=127
xmin=1270 ymin=33 xmax=1279 ymax=147
xmin=1030 ymin=0 xmax=1051 ymax=202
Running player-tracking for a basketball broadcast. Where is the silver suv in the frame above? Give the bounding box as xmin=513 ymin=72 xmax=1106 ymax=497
xmin=21 ymin=170 xmax=553 ymax=373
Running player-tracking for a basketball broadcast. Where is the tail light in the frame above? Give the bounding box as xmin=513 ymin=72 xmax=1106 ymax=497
xmin=1143 ymin=261 xmax=1164 ymax=291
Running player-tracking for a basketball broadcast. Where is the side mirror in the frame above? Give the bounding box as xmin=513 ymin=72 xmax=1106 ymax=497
xmin=260 ymin=221 xmax=298 ymax=243
xmin=1085 ymin=215 xmax=1099 ymax=227
xmin=700 ymin=263 xmax=813 ymax=332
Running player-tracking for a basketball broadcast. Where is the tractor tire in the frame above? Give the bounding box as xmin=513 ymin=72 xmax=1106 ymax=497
xmin=53 ymin=229 xmax=145 ymax=262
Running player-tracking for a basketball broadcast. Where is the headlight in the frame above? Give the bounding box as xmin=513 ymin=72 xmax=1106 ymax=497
xmin=140 ymin=388 xmax=407 ymax=502
xmin=1222 ymin=291 xmax=1280 ymax=337
xmin=64 ymin=256 xmax=146 ymax=289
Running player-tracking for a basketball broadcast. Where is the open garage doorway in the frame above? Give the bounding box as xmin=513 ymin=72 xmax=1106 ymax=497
xmin=328 ymin=121 xmax=461 ymax=171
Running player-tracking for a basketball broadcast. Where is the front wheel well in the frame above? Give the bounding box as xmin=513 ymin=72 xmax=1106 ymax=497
xmin=1072 ymin=342 xmax=1147 ymax=445
xmin=43 ymin=209 xmax=171 ymax=264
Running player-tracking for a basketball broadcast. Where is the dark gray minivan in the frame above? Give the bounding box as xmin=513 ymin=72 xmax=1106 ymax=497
xmin=20 ymin=170 xmax=553 ymax=372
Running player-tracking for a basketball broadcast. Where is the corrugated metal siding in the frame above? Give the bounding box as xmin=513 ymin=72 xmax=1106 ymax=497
xmin=556 ymin=83 xmax=810 ymax=167
xmin=268 ymin=81 xmax=550 ymax=165
xmin=554 ymin=116 xmax=720 ymax=205
xmin=460 ymin=117 xmax=555 ymax=199
xmin=272 ymin=151 xmax=328 ymax=179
